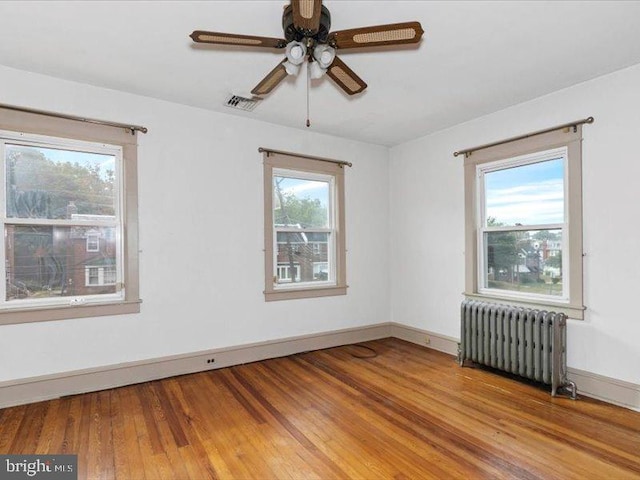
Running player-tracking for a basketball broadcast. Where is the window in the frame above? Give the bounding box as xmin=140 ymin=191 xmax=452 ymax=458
xmin=86 ymin=232 xmax=100 ymax=252
xmin=276 ymin=264 xmax=300 ymax=283
xmin=0 ymin=106 xmax=140 ymax=324
xmin=104 ymin=265 xmax=117 ymax=285
xmin=263 ymin=150 xmax=347 ymax=301
xmin=85 ymin=265 xmax=116 ymax=286
xmin=479 ymin=149 xmax=566 ymax=299
xmin=464 ymin=126 xmax=584 ymax=319
xmin=86 ymin=267 xmax=100 ymax=286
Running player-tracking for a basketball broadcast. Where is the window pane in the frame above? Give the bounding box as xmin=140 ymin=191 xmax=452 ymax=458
xmin=273 ymin=176 xmax=329 ymax=228
xmin=104 ymin=266 xmax=117 ymax=285
xmin=86 ymin=233 xmax=100 ymax=252
xmin=484 ymin=229 xmax=563 ymax=297
xmin=6 ymin=144 xmax=116 ymax=219
xmin=6 ymin=225 xmax=117 ymax=301
xmin=276 ymin=231 xmax=330 ymax=284
xmin=87 ymin=267 xmax=100 ymax=285
xmin=485 ymin=158 xmax=564 ymax=226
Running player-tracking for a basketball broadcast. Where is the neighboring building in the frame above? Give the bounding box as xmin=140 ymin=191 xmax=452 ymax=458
xmin=275 ymin=227 xmax=328 ymax=284
xmin=541 ymin=238 xmax=562 ymax=260
xmin=65 ymin=220 xmax=117 ymax=296
xmin=6 ymin=206 xmax=116 ymax=300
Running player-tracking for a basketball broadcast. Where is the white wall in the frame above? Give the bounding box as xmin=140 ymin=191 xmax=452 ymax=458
xmin=0 ymin=65 xmax=390 ymax=382
xmin=390 ymin=63 xmax=640 ymax=385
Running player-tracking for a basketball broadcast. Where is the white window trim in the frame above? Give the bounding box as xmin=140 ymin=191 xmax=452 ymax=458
xmin=0 ymin=106 xmax=141 ymax=324
xmin=464 ymin=126 xmax=584 ymax=319
xmin=263 ymin=151 xmax=347 ymax=301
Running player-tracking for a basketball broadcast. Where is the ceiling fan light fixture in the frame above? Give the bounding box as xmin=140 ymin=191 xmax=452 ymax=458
xmin=313 ymin=44 xmax=336 ymax=69
xmin=308 ymin=61 xmax=326 ymax=79
xmin=283 ymin=60 xmax=301 ymax=76
xmin=285 ymin=41 xmax=307 ymax=65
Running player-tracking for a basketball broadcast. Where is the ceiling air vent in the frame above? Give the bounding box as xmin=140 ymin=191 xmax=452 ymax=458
xmin=224 ymin=94 xmax=261 ymax=112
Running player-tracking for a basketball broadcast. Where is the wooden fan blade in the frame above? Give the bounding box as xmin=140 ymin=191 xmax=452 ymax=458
xmin=251 ymin=60 xmax=289 ymax=96
xmin=190 ymin=31 xmax=286 ymax=49
xmin=291 ymin=0 xmax=322 ymax=34
xmin=326 ymin=56 xmax=367 ymax=96
xmin=329 ymin=21 xmax=424 ymax=49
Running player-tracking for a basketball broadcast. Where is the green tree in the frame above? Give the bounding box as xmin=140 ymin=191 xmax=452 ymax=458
xmin=487 ymin=231 xmax=519 ymax=282
xmin=7 ymin=147 xmax=114 ymax=219
xmin=533 ymin=230 xmax=560 ymax=241
xmin=274 ymin=193 xmax=327 ymax=228
xmin=545 ymin=251 xmax=562 ymax=272
xmin=485 ymin=216 xmax=518 ymax=283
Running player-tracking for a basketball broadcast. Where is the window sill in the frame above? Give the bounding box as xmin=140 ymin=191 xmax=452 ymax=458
xmin=464 ymin=292 xmax=584 ymax=320
xmin=265 ymin=285 xmax=347 ymax=302
xmin=0 ymin=300 xmax=141 ymax=325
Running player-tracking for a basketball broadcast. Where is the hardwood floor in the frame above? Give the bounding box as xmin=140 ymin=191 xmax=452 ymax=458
xmin=1 ymin=338 xmax=639 ymax=479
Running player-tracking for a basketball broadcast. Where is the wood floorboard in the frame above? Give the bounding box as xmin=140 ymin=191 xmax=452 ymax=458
xmin=294 ymin=352 xmax=533 ymax=479
xmin=1 ymin=338 xmax=639 ymax=479
xmin=330 ymin=345 xmax=637 ymax=476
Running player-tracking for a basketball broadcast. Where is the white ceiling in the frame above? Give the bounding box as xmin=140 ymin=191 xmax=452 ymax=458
xmin=2 ymin=1 xmax=640 ymax=146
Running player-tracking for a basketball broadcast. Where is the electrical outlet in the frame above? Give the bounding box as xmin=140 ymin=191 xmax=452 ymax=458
xmin=206 ymin=358 xmax=215 ymax=365
xmin=425 ymin=336 xmax=431 ymax=345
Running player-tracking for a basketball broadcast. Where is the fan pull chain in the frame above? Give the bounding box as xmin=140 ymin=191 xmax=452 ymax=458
xmin=306 ymin=62 xmax=311 ymax=128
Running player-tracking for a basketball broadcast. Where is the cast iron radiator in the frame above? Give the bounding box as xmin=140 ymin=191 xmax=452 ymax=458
xmin=459 ymin=299 xmax=577 ymax=398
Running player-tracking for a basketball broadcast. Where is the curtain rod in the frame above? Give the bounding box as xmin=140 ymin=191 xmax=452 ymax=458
xmin=259 ymin=147 xmax=352 ymax=167
xmin=0 ymin=103 xmax=148 ymax=134
xmin=453 ymin=116 xmax=594 ymax=158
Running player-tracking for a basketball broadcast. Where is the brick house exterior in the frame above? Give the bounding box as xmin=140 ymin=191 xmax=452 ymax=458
xmin=276 ymin=231 xmax=329 ymax=283
xmin=6 ymin=205 xmax=116 ymax=300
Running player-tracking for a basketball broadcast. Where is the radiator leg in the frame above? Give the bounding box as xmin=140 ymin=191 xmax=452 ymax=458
xmin=553 ymin=380 xmax=578 ymax=399
xmin=457 ymin=343 xmax=465 ymax=367
xmin=566 ymin=380 xmax=578 ymax=400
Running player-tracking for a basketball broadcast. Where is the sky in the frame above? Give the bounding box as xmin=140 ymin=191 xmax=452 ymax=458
xmin=484 ymin=157 xmax=564 ymax=226
xmin=275 ymin=176 xmax=328 ymax=206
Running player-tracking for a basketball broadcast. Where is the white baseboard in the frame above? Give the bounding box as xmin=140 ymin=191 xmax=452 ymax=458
xmin=2 ymin=322 xmax=638 ymax=413
xmin=567 ymin=368 xmax=640 ymax=412
xmin=390 ymin=323 xmax=640 ymax=412
xmin=0 ymin=323 xmax=391 ymax=409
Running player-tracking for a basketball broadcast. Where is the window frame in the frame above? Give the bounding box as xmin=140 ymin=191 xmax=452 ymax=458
xmin=0 ymin=106 xmax=141 ymax=324
xmin=273 ymin=167 xmax=336 ymax=290
xmin=476 ymin=147 xmax=569 ymax=302
xmin=263 ymin=151 xmax=347 ymax=301
xmin=464 ymin=126 xmax=584 ymax=319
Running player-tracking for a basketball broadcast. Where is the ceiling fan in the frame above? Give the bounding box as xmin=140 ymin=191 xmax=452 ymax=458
xmin=190 ymin=0 xmax=424 ymax=97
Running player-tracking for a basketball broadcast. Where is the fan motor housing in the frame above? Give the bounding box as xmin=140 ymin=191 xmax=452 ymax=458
xmin=282 ymin=5 xmax=331 ymax=44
